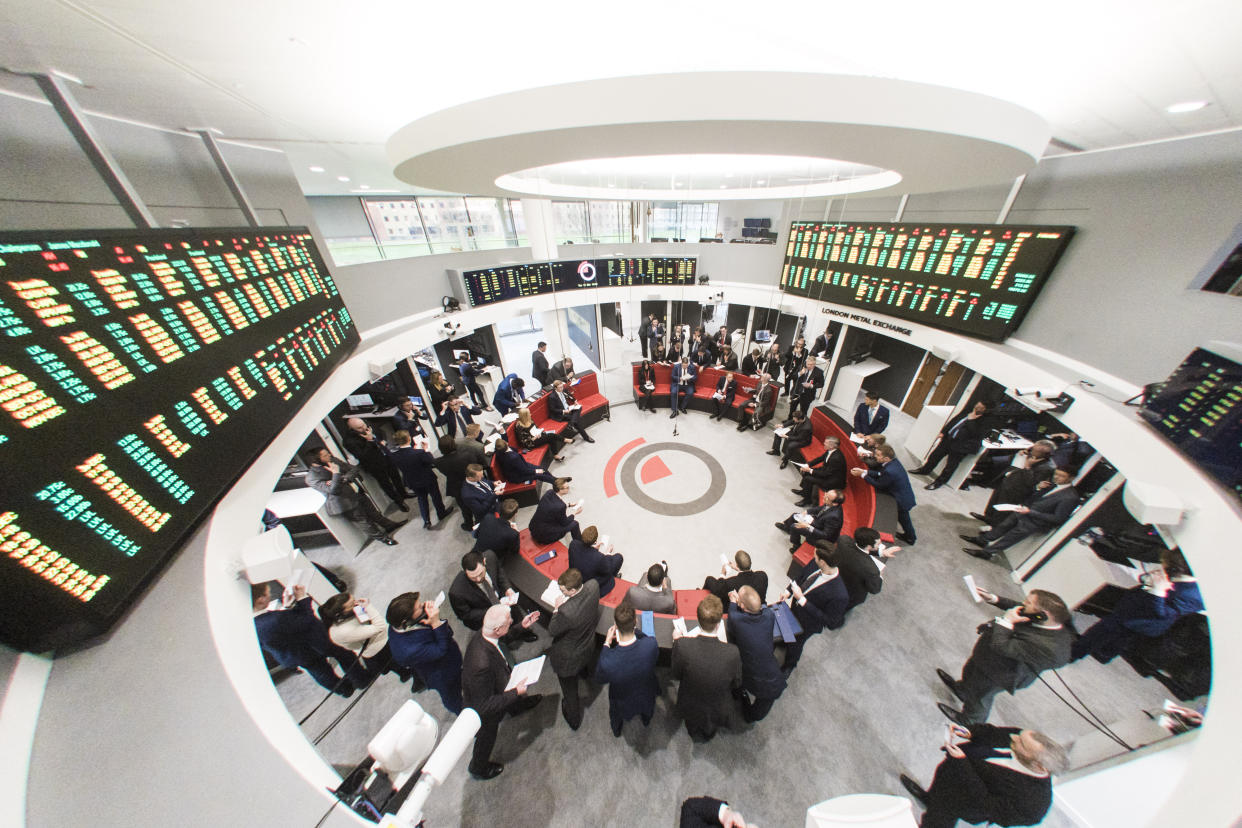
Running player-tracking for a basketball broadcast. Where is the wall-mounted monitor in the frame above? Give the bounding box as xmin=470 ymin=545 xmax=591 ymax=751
xmin=0 ymin=227 xmax=359 ymax=651
xmin=779 ymin=221 xmax=1075 ymax=341
xmin=458 ymin=257 xmax=696 ymax=307
xmin=1138 ymin=345 xmax=1242 ymax=504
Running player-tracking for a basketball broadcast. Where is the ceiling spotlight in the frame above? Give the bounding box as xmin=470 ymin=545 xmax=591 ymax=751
xmin=697 ymin=274 xmax=710 ymax=285
xmin=1166 ymin=100 xmax=1209 ymax=114
xmin=358 ymin=184 xmax=370 ymax=190
xmin=308 ymin=165 xmax=325 ymax=172
xmin=337 ymin=176 xmax=350 ymax=182
xmin=442 ymin=296 xmax=461 ymax=313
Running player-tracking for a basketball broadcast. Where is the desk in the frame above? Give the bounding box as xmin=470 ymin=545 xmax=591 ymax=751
xmin=265 ymin=488 xmax=369 ymax=556
xmin=828 ymin=358 xmax=889 ymax=412
xmin=945 ymin=432 xmax=1033 ymax=490
xmin=1025 ymin=538 xmax=1145 ymax=609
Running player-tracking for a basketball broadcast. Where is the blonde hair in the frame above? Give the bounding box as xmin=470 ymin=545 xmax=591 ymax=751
xmin=517 ymin=407 xmax=533 ymax=426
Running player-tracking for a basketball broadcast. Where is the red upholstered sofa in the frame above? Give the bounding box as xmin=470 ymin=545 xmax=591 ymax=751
xmin=631 ymin=362 xmax=777 ymax=422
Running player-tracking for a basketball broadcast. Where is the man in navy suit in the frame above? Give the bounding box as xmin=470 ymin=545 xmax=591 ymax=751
xmin=782 ymin=544 xmax=849 ymax=673
xmin=568 ymin=525 xmax=624 ymax=596
xmin=529 ymin=477 xmax=583 ymax=544
xmin=494 ymin=438 xmax=556 ymax=485
xmin=789 ymin=355 xmax=825 ymax=416
xmin=852 ymin=444 xmax=917 ymax=544
xmin=547 ymin=379 xmax=594 ymax=442
xmin=472 ymin=498 xmax=521 ymax=558
xmin=911 ymin=401 xmax=990 ymax=490
xmin=386 ymin=591 xmax=463 ymax=715
xmin=852 ymin=390 xmax=889 ymax=435
xmin=726 ymin=585 xmax=787 ymax=722
xmin=437 ymin=397 xmax=483 ymax=438
xmin=460 ymin=463 xmax=501 ymax=524
xmin=389 ymin=430 xmax=454 ymax=529
xmin=670 ymin=356 xmax=698 ymax=417
xmin=774 ymin=490 xmax=844 ymax=552
xmin=960 ymin=467 xmax=1078 ymax=559
xmin=252 ymin=583 xmax=369 ymax=696
xmin=595 ymin=601 xmax=660 ymax=737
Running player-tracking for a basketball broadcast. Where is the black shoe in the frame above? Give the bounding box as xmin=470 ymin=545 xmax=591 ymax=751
xmin=937 ymin=702 xmax=969 ymax=727
xmin=895 ymin=532 xmax=915 ymax=544
xmin=909 ymin=468 xmax=929 ymax=476
xmin=969 ymin=511 xmax=989 ymax=522
xmin=963 ymin=547 xmax=993 ymax=559
xmin=670 ymin=411 xmax=678 ymax=418
xmin=959 ymin=534 xmax=987 ymax=547
xmin=582 ymin=434 xmax=595 ymax=443
xmin=337 ymin=681 xmax=356 ymax=698
xmin=936 ymin=669 xmax=966 ymax=702
xmin=774 ymin=521 xmax=789 ymax=532
xmin=779 ymin=459 xmax=789 ymax=469
xmin=396 ymin=501 xmax=409 ymax=511
xmin=765 ymin=449 xmax=780 ymax=456
xmin=736 ymin=425 xmax=746 ymax=431
xmin=924 ymin=482 xmax=942 ymax=490
xmin=469 ymin=762 xmax=504 ymax=780
xmin=899 ymin=774 xmax=929 ymax=807
xmin=790 ymin=488 xmax=804 ymax=495
xmin=392 ymin=519 xmax=410 ymax=529
xmin=441 ymin=505 xmax=457 ymax=519
xmin=379 ymin=536 xmax=398 ymax=546
xmin=423 ymin=521 xmax=432 ymax=529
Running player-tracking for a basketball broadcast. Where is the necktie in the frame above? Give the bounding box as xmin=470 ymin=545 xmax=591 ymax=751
xmin=949 ymin=418 xmax=965 ymax=437
xmin=498 ymin=640 xmax=516 ymax=668
xmin=801 ymin=570 xmax=820 ymax=591
xmin=479 ymin=575 xmax=499 ymax=605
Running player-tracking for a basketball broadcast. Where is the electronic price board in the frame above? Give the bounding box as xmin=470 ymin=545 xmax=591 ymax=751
xmin=779 ymin=222 xmax=1075 ymax=341
xmin=0 ymin=227 xmax=359 ymax=651
xmin=1139 ymin=346 xmax=1242 ymax=504
xmin=460 ymin=257 xmax=696 ymax=306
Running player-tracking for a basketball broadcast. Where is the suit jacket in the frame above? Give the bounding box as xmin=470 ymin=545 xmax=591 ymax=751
xmin=740 ymin=354 xmax=759 ymax=376
xmin=391 ymin=409 xmax=425 ymax=437
xmin=547 ymin=580 xmax=601 ymax=677
xmin=758 ymin=355 xmax=781 ymax=384
xmin=713 ymin=377 xmax=737 ymax=404
xmin=434 ymin=449 xmax=476 ymax=500
xmin=568 ymin=538 xmax=623 ymax=596
xmin=791 ymin=364 xmax=825 ymax=400
xmin=1021 ymin=484 xmax=1080 ymax=529
xmin=548 ymin=360 xmax=574 ymax=384
xmin=595 ymin=633 xmax=660 ymax=722
xmin=827 ymin=534 xmax=885 ymax=609
xmin=671 ymin=635 xmax=742 ymax=734
xmin=781 ymin=418 xmax=814 ymax=452
xmin=790 ymin=562 xmax=849 ymax=635
xmin=725 ymin=603 xmax=787 ymax=700
xmin=447 ymin=550 xmax=510 ymax=630
xmin=679 ymin=796 xmax=729 ymax=828
xmin=636 ymin=363 xmax=657 ymax=389
xmin=306 ymin=460 xmax=362 ymax=515
xmin=625 ymin=582 xmax=676 ymax=613
xmin=811 ymin=332 xmax=834 ymax=356
xmin=532 ymin=350 xmax=550 ymax=385
xmin=472 ymin=511 xmax=520 ymax=558
xmin=390 ymin=445 xmax=438 ymax=490
xmin=924 ymin=723 xmax=1053 ymax=828
xmin=493 ymin=373 xmax=526 ymax=414
xmin=529 ymin=489 xmax=578 ymax=544
xmin=1114 ymin=580 xmax=1204 ymax=637
xmin=461 ymin=478 xmax=498 ymax=517
xmin=853 ymin=402 xmax=890 ymax=435
xmin=703 ymin=569 xmax=769 ymax=605
xmin=718 ymin=353 xmax=739 ymax=371
xmin=388 ymin=621 xmax=463 ymax=691
xmin=461 ymin=632 xmax=520 ymax=719
xmin=804 ymin=504 xmax=844 ymax=545
xmin=863 ymin=458 xmax=916 ymax=510
xmin=497 ymin=448 xmax=542 ymax=483
xmin=783 ymin=348 xmax=808 ymax=380
xmin=804 ymin=447 xmax=848 ymax=491
xmin=342 ymin=430 xmax=394 ymax=476
xmin=941 ymin=411 xmax=989 ymax=453
xmin=253 ymin=597 xmax=346 ymax=669
xmin=436 ymin=404 xmax=481 ymax=436
xmin=546 ymin=388 xmax=577 ymax=421
xmin=647 ymin=323 xmax=666 ymax=350
xmin=671 ymin=361 xmax=698 ymax=389
xmin=967 ymin=598 xmax=1074 ymax=693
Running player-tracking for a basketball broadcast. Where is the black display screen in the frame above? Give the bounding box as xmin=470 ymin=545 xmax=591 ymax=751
xmin=461 ymin=257 xmax=696 ymax=306
xmin=0 ymin=227 xmax=358 ymax=651
xmin=1139 ymin=347 xmax=1242 ymax=504
xmin=780 ymin=222 xmax=1075 ymax=341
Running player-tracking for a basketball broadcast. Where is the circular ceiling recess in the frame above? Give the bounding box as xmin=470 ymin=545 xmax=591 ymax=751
xmin=387 ymin=72 xmax=1050 ymax=200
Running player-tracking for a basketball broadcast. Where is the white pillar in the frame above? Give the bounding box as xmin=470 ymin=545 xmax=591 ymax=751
xmin=521 ymin=198 xmax=558 ymax=261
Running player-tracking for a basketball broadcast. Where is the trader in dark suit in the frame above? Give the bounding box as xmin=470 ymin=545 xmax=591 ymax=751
xmin=645 ymin=316 xmax=665 ymax=359
xmin=971 ymin=442 xmax=1056 ymax=526
xmin=461 ymin=605 xmax=544 ymax=780
xmin=702 ymin=550 xmax=768 ymax=605
xmin=252 ymin=583 xmax=369 ymax=695
xmin=823 ymin=527 xmax=896 ymax=610
xmin=304 ymin=448 xmax=403 ymax=545
xmin=726 ymin=586 xmax=786 ymax=722
xmin=531 ymin=341 xmax=550 ymax=388
xmin=960 ymin=467 xmax=1078 ymax=559
xmin=448 ymin=550 xmax=539 ymax=643
xmin=774 ymin=490 xmax=844 ymax=552
xmin=472 ymin=498 xmax=521 ymax=558
xmin=385 ymin=591 xmax=463 ymax=714
xmin=899 ymin=724 xmax=1066 ymax=828
xmin=936 ymin=588 xmax=1074 ymax=725
xmin=547 ymin=568 xmax=601 ymax=730
xmin=567 ymin=525 xmax=624 ymax=596
xmin=679 ymin=796 xmax=757 ymax=828
xmin=810 ymin=327 xmax=835 ymax=358
xmin=766 ymin=407 xmax=812 ymax=469
xmin=911 ymin=401 xmax=990 ymax=490
xmin=594 ymin=601 xmax=660 ymax=736
xmin=638 ymin=316 xmax=651 ymax=359
xmin=670 ymin=356 xmax=699 ymax=417
xmin=547 ymin=379 xmax=595 ymax=442
xmin=529 ymin=477 xmax=584 ymax=544
xmin=547 ymin=356 xmax=576 ymax=384
xmin=789 ymin=355 xmax=825 ymax=416
xmin=455 ymin=355 xmax=492 ymax=410
xmin=434 ymin=435 xmax=486 ymax=530
xmin=436 ymin=397 xmax=483 ymax=439
xmin=736 ymin=374 xmax=776 ymax=432
xmin=709 ymin=371 xmax=738 ymax=420
xmin=389 ymin=430 xmax=454 ymax=529
xmin=782 ymin=544 xmax=849 ymax=673
xmin=671 ymin=596 xmax=742 ymax=742
xmin=342 ymin=417 xmax=409 ymax=508
xmin=792 ymin=435 xmax=848 ymax=506
xmin=852 ymin=444 xmax=918 ymax=544
xmin=852 ymin=390 xmax=890 ymax=435
xmin=460 ymin=464 xmax=500 ymax=525
xmin=390 ymin=396 xmax=426 ymax=438
xmin=494 ymin=438 xmax=556 ymax=485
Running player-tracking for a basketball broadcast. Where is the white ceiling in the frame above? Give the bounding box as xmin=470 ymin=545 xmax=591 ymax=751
xmin=1 ymin=0 xmax=1239 ymax=197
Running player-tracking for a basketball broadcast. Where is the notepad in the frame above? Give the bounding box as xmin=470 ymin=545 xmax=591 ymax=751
xmin=639 ymin=610 xmax=655 ymax=637
xmin=993 ymin=503 xmax=1022 ymax=512
xmin=963 ymin=574 xmax=982 ymax=602
xmin=434 ymin=590 xmax=446 ymax=610
xmin=672 ymin=617 xmax=688 ymax=637
xmin=504 ymin=655 xmax=546 ymax=691
xmin=774 ymin=426 xmax=790 ymax=437
xmin=540 ymin=579 xmax=562 ymax=607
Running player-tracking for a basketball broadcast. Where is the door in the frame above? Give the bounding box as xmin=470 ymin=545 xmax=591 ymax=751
xmin=928 ymin=362 xmax=969 ymax=406
xmin=902 ymin=354 xmax=943 ymax=418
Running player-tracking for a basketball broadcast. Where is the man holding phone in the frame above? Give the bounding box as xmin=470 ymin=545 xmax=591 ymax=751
xmin=935 ymin=589 xmax=1073 ymax=725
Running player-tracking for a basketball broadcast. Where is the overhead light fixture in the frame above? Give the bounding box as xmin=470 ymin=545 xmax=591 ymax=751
xmin=308 ymin=165 xmax=325 ymax=172
xmin=337 ymin=176 xmax=350 ymax=182
xmin=719 ymin=184 xmax=727 ymax=189
xmin=756 ymin=179 xmax=766 ymax=185
xmin=441 ymin=296 xmax=461 ymax=313
xmin=1166 ymin=100 xmax=1209 ymax=114
xmin=359 ymin=184 xmax=370 ymax=189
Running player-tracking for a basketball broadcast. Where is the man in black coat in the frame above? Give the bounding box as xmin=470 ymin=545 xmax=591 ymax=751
xmin=547 ymin=568 xmax=601 ymax=730
xmin=472 ymin=498 xmax=521 ymax=558
xmin=679 ymin=796 xmax=757 ymax=828
xmin=792 ymin=435 xmax=847 ymax=506
xmin=461 ymin=605 xmax=544 ymax=780
xmin=389 ymin=430 xmax=454 ymax=529
xmin=766 ymin=408 xmax=813 ymax=469
xmin=252 ymin=583 xmax=369 ymax=695
xmin=936 ymin=589 xmax=1074 ymax=725
xmin=911 ymin=401 xmax=990 ymax=490
xmin=460 ymin=463 xmax=500 ymax=524
xmin=531 ymin=341 xmax=550 ymax=388
xmin=529 ymin=477 xmax=583 ymax=544
xmin=434 ymin=435 xmax=486 ymax=530
xmin=961 ymin=468 xmax=1079 ymax=559
xmin=671 ymin=596 xmax=742 ymax=741
xmin=567 ymin=525 xmax=623 ymax=596
xmin=789 ymin=355 xmax=825 ymax=416
xmin=726 ymin=586 xmax=786 ymax=722
xmin=448 ymin=550 xmax=538 ymax=643
xmin=783 ymin=544 xmax=849 ymax=673
xmin=822 ymin=527 xmax=896 ymax=610
xmin=900 ymin=724 xmax=1065 ymax=828
xmin=775 ymin=491 xmax=844 ymax=552
xmin=701 ymin=550 xmax=768 ymax=605
xmin=971 ymin=442 xmax=1056 ymax=525
xmin=342 ymin=417 xmax=409 ymax=508
xmin=547 ymin=379 xmax=594 ymax=442
xmin=494 ymin=439 xmax=556 ymax=485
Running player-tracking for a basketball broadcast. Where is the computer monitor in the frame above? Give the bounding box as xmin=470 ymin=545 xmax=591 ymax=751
xmin=347 ymin=393 xmax=375 ymax=410
xmin=754 ymin=330 xmax=772 ymax=343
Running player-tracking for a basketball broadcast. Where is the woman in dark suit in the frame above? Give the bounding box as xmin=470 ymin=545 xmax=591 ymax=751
xmin=426 ymin=370 xmax=454 ymax=420
xmin=514 ymin=407 xmax=566 ymax=460
xmin=636 ymin=359 xmax=657 ymax=412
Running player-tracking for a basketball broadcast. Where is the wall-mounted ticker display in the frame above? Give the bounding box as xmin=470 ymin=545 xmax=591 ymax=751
xmin=460 ymin=257 xmax=696 ymax=306
xmin=1139 ymin=347 xmax=1242 ymax=504
xmin=780 ymin=221 xmax=1075 ymax=341
xmin=0 ymin=227 xmax=359 ymax=651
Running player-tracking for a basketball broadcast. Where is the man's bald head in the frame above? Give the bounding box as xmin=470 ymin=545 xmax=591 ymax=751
xmin=482 ymin=605 xmax=511 ymax=637
xmin=737 ymin=585 xmax=761 ymax=613
xmin=347 ymin=417 xmax=365 ymax=432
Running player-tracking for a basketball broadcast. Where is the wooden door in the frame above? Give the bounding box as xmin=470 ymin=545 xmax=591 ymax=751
xmin=902 ymin=354 xmax=943 ymax=417
xmin=928 ymin=362 xmax=969 ymax=406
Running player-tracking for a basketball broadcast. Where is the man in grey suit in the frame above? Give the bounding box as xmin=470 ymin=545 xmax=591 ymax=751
xmin=625 ymin=562 xmax=676 ymax=613
xmin=671 ymin=596 xmax=742 ymax=742
xmin=304 ymin=448 xmax=403 ymax=545
xmin=547 ymin=568 xmax=601 ymax=730
xmin=960 ymin=467 xmax=1079 ymax=560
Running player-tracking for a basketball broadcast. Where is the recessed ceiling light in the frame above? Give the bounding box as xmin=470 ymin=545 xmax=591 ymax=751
xmin=337 ymin=176 xmax=350 ymax=182
xmin=358 ymin=184 xmax=370 ymax=189
xmin=719 ymin=184 xmax=727 ymax=189
xmin=724 ymin=172 xmax=734 ymax=178
xmin=756 ymin=179 xmax=766 ymax=185
xmin=1166 ymin=100 xmax=1209 ymax=114
xmin=308 ymin=165 xmax=325 ymax=173
xmin=607 ymin=183 xmax=615 ymax=188
xmin=673 ymin=182 xmax=681 ymax=187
